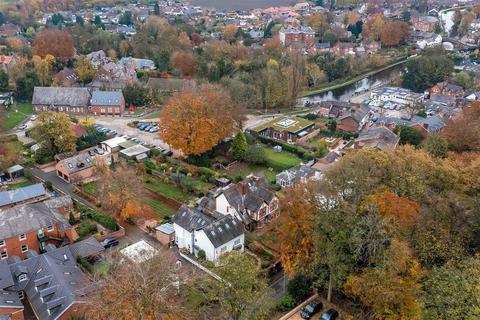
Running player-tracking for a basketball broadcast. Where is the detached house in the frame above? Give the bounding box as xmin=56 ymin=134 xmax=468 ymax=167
xmin=55 ymin=153 xmax=94 ymax=184
xmin=32 ymin=87 xmax=91 ymax=114
xmin=172 ymin=206 xmax=244 ymax=261
xmin=430 ymin=82 xmax=464 ymax=98
xmin=250 ymin=116 xmax=315 ymax=143
xmin=354 ymin=126 xmax=399 ymax=151
xmin=212 ymin=174 xmax=279 ymax=230
xmin=276 ymin=164 xmax=321 ymax=188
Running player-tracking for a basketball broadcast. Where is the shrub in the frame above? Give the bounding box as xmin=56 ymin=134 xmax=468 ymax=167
xmin=198 ymin=167 xmax=217 ymax=179
xmin=77 ymin=221 xmax=97 ymax=237
xmin=197 ymin=249 xmax=206 ymax=260
xmin=151 ymin=148 xmax=161 ymax=157
xmin=69 ymin=212 xmax=78 ymax=225
xmin=276 ymin=295 xmax=297 ymax=312
xmin=143 ymin=159 xmax=156 ymax=171
xmin=44 ymin=180 xmax=53 ymax=191
xmin=91 ymin=210 xmax=118 ymax=231
xmin=271 ymin=183 xmax=281 ymax=191
xmin=245 ymin=145 xmax=267 ymax=165
xmin=76 ymin=256 xmax=93 ymax=273
xmin=180 ymin=176 xmax=196 ymax=193
xmin=287 ymin=274 xmax=313 ymax=303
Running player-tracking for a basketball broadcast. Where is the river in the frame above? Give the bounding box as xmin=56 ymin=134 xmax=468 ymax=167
xmin=304 ymin=64 xmax=404 ymax=103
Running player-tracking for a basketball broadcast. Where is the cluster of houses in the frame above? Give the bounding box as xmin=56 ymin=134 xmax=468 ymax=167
xmin=0 ymin=183 xmax=105 ymax=319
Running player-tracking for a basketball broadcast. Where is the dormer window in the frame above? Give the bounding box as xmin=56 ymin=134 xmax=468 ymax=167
xmin=21 ymin=245 xmax=28 ymax=253
xmin=0 ymin=251 xmax=7 ymax=260
xmin=47 ymin=225 xmax=53 ymax=232
xmin=0 ymin=240 xmax=5 ymax=247
xmin=19 ymin=234 xmax=26 ymax=241
xmin=18 ymin=274 xmax=27 ymax=282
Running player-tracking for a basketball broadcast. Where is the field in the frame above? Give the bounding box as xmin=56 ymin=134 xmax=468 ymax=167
xmin=0 ymin=104 xmax=33 ymax=132
xmin=145 ymin=179 xmax=191 ymax=202
xmin=188 ymin=0 xmax=300 ymax=10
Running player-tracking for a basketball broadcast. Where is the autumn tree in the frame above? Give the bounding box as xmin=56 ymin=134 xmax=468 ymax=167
xmin=96 ymin=162 xmax=151 ymax=221
xmin=363 ymin=191 xmax=420 ymax=228
xmin=86 ymin=253 xmax=195 ymax=320
xmin=362 ymin=13 xmax=386 ymax=41
xmin=223 ymin=25 xmax=238 ymax=42
xmin=32 ymin=54 xmax=55 ymax=86
xmin=345 ymin=240 xmax=425 ymax=319
xmin=33 ymin=29 xmax=74 ymax=62
xmin=195 ymin=252 xmax=275 ymax=320
xmin=159 ymin=85 xmax=236 ymax=156
xmin=0 ymin=142 xmax=19 ymax=172
xmin=421 ymin=134 xmax=449 ymax=158
xmin=31 ymin=112 xmax=76 ymax=155
xmin=380 ymin=20 xmax=410 ymax=46
xmin=306 ymin=13 xmax=330 ymax=36
xmin=171 ymin=51 xmax=197 ymax=76
xmin=442 ymin=102 xmax=480 ymax=152
xmin=285 ymin=50 xmax=306 ymax=108
xmin=74 ymin=55 xmax=96 ymax=84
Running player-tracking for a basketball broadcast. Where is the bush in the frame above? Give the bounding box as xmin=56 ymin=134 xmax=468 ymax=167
xmin=245 ymin=145 xmax=267 ymax=165
xmin=287 ymin=274 xmax=313 ymax=303
xmin=271 ymin=183 xmax=281 ymax=191
xmin=77 ymin=221 xmax=98 ymax=237
xmin=198 ymin=167 xmax=217 ymax=179
xmin=197 ymin=249 xmax=206 ymax=260
xmin=91 ymin=210 xmax=118 ymax=231
xmin=143 ymin=159 xmax=156 ymax=171
xmin=187 ymin=153 xmax=211 ymax=167
xmin=151 ymin=148 xmax=161 ymax=157
xmin=69 ymin=212 xmax=78 ymax=225
xmin=256 ymin=136 xmax=314 ymax=160
xmin=44 ymin=180 xmax=53 ymax=191
xmin=76 ymin=256 xmax=93 ymax=273
xmin=276 ymin=295 xmax=297 ymax=312
xmin=180 ymin=175 xmax=196 ymax=193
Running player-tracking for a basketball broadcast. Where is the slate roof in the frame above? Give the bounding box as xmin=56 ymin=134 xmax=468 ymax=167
xmin=91 ymin=91 xmax=123 ymax=106
xmin=0 ymin=202 xmax=70 ymax=240
xmin=32 ymin=87 xmax=91 ymax=108
xmin=356 ymin=126 xmax=400 ymax=151
xmin=0 ymin=183 xmax=46 ymax=207
xmin=200 ymin=215 xmax=244 ymax=248
xmin=43 ymin=196 xmax=73 ymax=211
xmin=58 ymin=153 xmax=93 ymax=174
xmin=8 ymin=244 xmax=92 ymax=320
xmin=276 ymin=164 xmax=319 ymax=184
xmin=68 ymin=237 xmax=104 ymax=258
xmin=172 ymin=205 xmax=214 ymax=231
xmin=0 ymin=260 xmax=14 ymax=289
xmin=415 ymin=115 xmax=446 ymax=133
xmin=0 ymin=290 xmax=22 ymax=309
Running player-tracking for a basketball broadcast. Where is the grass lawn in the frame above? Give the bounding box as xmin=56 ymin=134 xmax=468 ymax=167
xmin=82 ymin=181 xmax=98 ymax=195
xmin=263 ymin=147 xmax=301 ymax=171
xmin=1 ymin=104 xmax=33 ymax=132
xmin=222 ymin=162 xmax=278 ymax=184
xmin=94 ymin=263 xmax=112 ymax=276
xmin=145 ymin=179 xmax=191 ymax=202
xmin=6 ymin=180 xmax=32 ymax=190
xmin=143 ymin=111 xmax=161 ymax=119
xmin=145 ymin=197 xmax=175 ymax=218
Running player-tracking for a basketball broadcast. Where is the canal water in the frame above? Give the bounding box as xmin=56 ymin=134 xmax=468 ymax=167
xmin=305 ymin=64 xmax=404 ymax=102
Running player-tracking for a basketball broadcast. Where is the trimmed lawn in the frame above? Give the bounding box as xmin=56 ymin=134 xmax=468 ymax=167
xmin=263 ymin=147 xmax=301 ymax=171
xmin=6 ymin=180 xmax=32 ymax=190
xmin=1 ymin=104 xmax=33 ymax=131
xmin=82 ymin=181 xmax=98 ymax=195
xmin=222 ymin=162 xmax=279 ymax=184
xmin=145 ymin=197 xmax=176 ymax=218
xmin=94 ymin=263 xmax=112 ymax=276
xmin=145 ymin=179 xmax=191 ymax=202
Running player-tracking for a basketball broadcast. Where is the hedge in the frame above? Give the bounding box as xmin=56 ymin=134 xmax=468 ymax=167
xmin=76 ymin=256 xmax=93 ymax=273
xmin=77 ymin=221 xmax=98 ymax=237
xmin=256 ymin=136 xmax=314 ymax=160
xmin=77 ymin=204 xmax=118 ymax=231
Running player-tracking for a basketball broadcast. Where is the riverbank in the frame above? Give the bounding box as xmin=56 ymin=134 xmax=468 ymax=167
xmin=302 ymin=55 xmax=410 ymax=98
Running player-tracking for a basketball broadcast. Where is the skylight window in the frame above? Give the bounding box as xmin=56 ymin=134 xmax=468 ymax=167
xmin=276 ymin=119 xmax=297 ymax=127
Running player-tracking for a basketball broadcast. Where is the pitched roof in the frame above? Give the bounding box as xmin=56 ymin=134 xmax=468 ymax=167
xmin=276 ymin=164 xmax=319 ymax=184
xmin=32 ymin=87 xmax=91 ymax=108
xmin=356 ymin=126 xmax=399 ymax=151
xmin=91 ymin=90 xmax=124 ymax=106
xmin=68 ymin=237 xmax=104 ymax=258
xmin=251 ymin=116 xmax=314 ymax=134
xmin=58 ymin=153 xmax=93 ymax=174
xmin=172 ymin=205 xmax=214 ymax=231
xmin=43 ymin=196 xmax=73 ymax=211
xmin=0 ymin=202 xmax=71 ymax=240
xmin=0 ymin=183 xmax=46 ymax=207
xmin=200 ymin=215 xmax=244 ymax=248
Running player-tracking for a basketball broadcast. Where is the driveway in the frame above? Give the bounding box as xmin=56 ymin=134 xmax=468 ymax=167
xmin=94 ymin=116 xmax=170 ymax=150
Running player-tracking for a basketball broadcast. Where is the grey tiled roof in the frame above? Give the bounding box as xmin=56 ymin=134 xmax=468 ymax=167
xmin=91 ymin=90 xmax=123 ymax=106
xmin=172 ymin=205 xmax=214 ymax=231
xmin=0 ymin=183 xmax=46 ymax=207
xmin=58 ymin=153 xmax=93 ymax=174
xmin=200 ymin=215 xmax=244 ymax=248
xmin=68 ymin=237 xmax=104 ymax=258
xmin=43 ymin=196 xmax=73 ymax=211
xmin=32 ymin=87 xmax=91 ymax=107
xmin=0 ymin=202 xmax=70 ymax=240
xmin=0 ymin=289 xmax=22 ymax=308
xmin=356 ymin=126 xmax=399 ymax=151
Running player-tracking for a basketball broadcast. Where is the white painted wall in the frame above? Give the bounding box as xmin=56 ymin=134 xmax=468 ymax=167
xmin=194 ymin=231 xmax=245 ymax=261
xmin=173 ymin=223 xmax=193 ymax=253
xmin=215 ymin=194 xmax=237 ymax=217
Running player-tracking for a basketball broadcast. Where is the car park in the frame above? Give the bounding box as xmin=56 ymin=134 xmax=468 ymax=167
xmin=320 ymin=309 xmax=338 ymax=320
xmin=300 ymin=301 xmax=323 ymax=319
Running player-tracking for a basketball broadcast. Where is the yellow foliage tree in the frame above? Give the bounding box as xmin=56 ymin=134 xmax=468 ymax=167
xmin=159 ymin=85 xmax=235 ymax=156
xmin=31 ymin=111 xmax=77 ymax=154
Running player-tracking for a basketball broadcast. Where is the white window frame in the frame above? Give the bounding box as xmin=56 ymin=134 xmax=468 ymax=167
xmin=21 ymin=244 xmax=28 ymax=253
xmin=18 ymin=274 xmax=27 ymax=282
xmin=18 ymin=291 xmax=24 ymax=300
xmin=19 ymin=233 xmax=26 ymax=241
xmin=47 ymin=225 xmax=54 ymax=232
xmin=0 ymin=240 xmax=5 ymax=247
xmin=0 ymin=251 xmax=7 ymax=260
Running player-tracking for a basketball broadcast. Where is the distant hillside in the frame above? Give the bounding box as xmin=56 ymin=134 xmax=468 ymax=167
xmin=187 ymin=0 xmax=301 ymax=10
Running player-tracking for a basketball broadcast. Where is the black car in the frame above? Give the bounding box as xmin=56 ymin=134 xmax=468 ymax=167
xmin=162 ymin=149 xmax=173 ymax=157
xmin=300 ymin=301 xmax=323 ymax=319
xmin=320 ymin=308 xmax=338 ymax=320
xmin=102 ymin=238 xmax=119 ymax=249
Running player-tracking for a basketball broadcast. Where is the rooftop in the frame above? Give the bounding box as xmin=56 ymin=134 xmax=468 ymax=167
xmin=0 ymin=183 xmax=46 ymax=207
xmin=251 ymin=116 xmax=314 ymax=134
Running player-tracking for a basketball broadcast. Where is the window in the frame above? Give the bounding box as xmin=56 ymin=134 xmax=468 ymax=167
xmin=0 ymin=240 xmax=4 ymax=247
xmin=18 ymin=274 xmax=27 ymax=282
xmin=220 ymin=246 xmax=227 ymax=254
xmin=18 ymin=291 xmax=24 ymax=300
xmin=234 ymin=239 xmax=241 ymax=246
xmin=47 ymin=225 xmax=54 ymax=232
xmin=21 ymin=245 xmax=28 ymax=253
xmin=0 ymin=251 xmax=7 ymax=260
xmin=19 ymin=234 xmax=26 ymax=241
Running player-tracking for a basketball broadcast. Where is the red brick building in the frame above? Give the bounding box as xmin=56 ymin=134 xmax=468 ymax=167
xmin=279 ymin=26 xmax=315 ymax=49
xmin=90 ymin=90 xmax=125 ymax=116
xmin=430 ymin=82 xmax=464 ymax=98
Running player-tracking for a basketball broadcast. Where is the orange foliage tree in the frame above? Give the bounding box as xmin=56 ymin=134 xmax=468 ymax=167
xmin=278 ymin=183 xmax=318 ymax=275
xmin=363 ymin=191 xmax=419 ymax=227
xmin=223 ymin=25 xmax=238 ymax=42
xmin=442 ymin=102 xmax=480 ymax=152
xmin=380 ymin=20 xmax=410 ymax=46
xmin=171 ymin=51 xmax=197 ymax=76
xmin=33 ymin=29 xmax=74 ymax=62
xmin=159 ymin=85 xmax=236 ymax=156
xmin=362 ymin=13 xmax=386 ymax=41
xmin=345 ymin=240 xmax=425 ymax=320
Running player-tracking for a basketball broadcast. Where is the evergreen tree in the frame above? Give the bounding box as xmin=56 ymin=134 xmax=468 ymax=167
xmin=154 ymin=3 xmax=160 ymax=15
xmin=232 ymin=131 xmax=248 ymax=161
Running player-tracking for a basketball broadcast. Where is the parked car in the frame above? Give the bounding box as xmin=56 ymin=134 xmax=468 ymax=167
xmin=320 ymin=309 xmax=338 ymax=320
xmin=162 ymin=149 xmax=173 ymax=157
xmin=300 ymin=301 xmax=323 ymax=319
xmin=102 ymin=238 xmax=119 ymax=249
xmin=137 ymin=123 xmax=146 ymax=128
xmin=30 ymin=115 xmax=37 ymax=121
xmin=121 ymin=135 xmax=130 ymax=140
xmin=17 ymin=124 xmax=27 ymax=130
xmin=138 ymin=124 xmax=148 ymax=130
xmin=94 ymin=148 xmax=105 ymax=155
xmin=149 ymin=127 xmax=159 ymax=133
xmin=143 ymin=126 xmax=152 ymax=131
